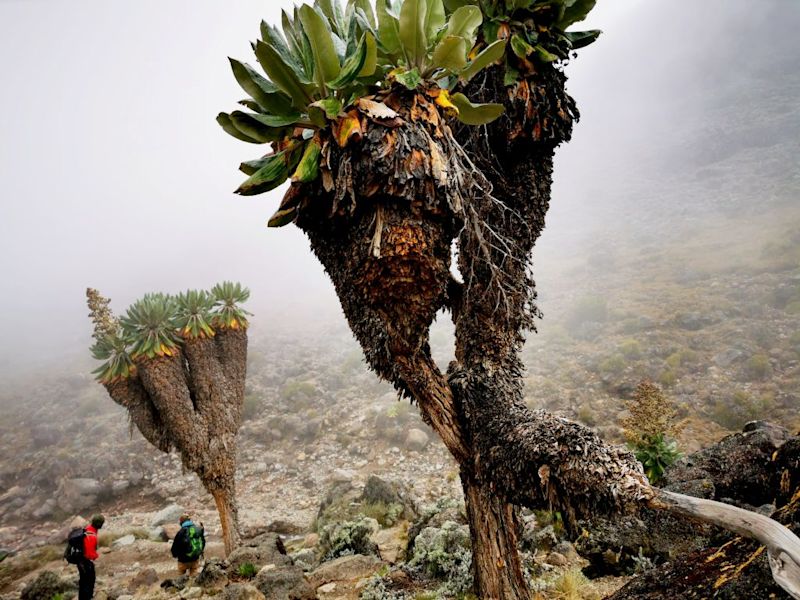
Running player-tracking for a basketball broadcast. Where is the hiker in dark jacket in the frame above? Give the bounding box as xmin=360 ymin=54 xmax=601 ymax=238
xmin=78 ymin=514 xmax=104 ymax=600
xmin=171 ymin=513 xmax=205 ymax=575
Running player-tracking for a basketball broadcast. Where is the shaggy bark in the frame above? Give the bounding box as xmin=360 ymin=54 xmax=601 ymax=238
xmin=100 ymin=328 xmax=247 ymax=556
xmin=291 ymin=86 xmax=649 ymax=599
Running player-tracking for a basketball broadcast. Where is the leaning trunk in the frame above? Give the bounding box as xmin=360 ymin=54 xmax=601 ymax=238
xmin=210 ymin=481 xmax=241 ymax=557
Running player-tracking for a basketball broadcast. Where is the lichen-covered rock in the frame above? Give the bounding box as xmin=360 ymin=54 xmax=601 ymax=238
xmin=223 ymin=582 xmax=266 ymax=600
xmin=254 ymin=564 xmax=314 ymax=600
xmin=319 ymin=518 xmax=379 ymax=560
xmin=197 ymin=558 xmax=228 ymax=588
xmin=227 ymin=533 xmax=292 ymax=574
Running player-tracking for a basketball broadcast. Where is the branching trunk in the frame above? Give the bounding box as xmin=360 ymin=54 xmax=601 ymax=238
xmin=98 ymin=328 xmax=247 ymax=556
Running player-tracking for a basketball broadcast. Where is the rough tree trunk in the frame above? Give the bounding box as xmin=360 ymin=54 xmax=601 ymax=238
xmin=462 ymin=472 xmax=529 ymax=598
xmin=211 ymin=480 xmax=242 ymax=556
xmin=100 ymin=327 xmax=247 ymax=556
xmin=292 ymin=86 xmax=648 ymax=599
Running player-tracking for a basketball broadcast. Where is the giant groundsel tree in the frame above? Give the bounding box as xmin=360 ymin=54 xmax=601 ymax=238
xmin=86 ymin=283 xmax=250 ymax=556
xmin=219 ymin=1 xmax=800 ymax=598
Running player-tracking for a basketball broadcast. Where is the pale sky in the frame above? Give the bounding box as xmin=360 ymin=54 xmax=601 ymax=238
xmin=3 ymin=0 xmax=784 ymax=371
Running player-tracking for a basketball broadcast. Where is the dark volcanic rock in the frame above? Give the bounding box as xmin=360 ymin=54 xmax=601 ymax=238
xmin=609 ymin=432 xmax=800 ymax=599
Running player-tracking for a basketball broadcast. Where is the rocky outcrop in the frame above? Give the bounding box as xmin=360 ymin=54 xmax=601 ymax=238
xmin=577 ymin=421 xmax=791 ymax=576
xmin=609 ymin=430 xmax=800 ymax=599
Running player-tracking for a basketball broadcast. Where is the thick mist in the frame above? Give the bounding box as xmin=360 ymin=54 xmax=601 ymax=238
xmin=0 ymin=0 xmax=797 ymax=376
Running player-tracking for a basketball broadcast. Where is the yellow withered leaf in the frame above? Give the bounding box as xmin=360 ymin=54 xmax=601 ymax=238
xmin=335 ymin=111 xmax=363 ymax=148
xmin=433 ymin=89 xmax=460 ymax=116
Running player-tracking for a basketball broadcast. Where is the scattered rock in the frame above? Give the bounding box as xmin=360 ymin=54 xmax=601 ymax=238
xmin=224 ymin=583 xmax=266 ymax=600
xmin=112 ymin=534 xmax=136 ymax=548
xmin=404 ymin=429 xmax=429 ymax=451
xmin=307 ymin=554 xmax=383 ymax=589
xmin=151 ymin=503 xmax=185 ymax=527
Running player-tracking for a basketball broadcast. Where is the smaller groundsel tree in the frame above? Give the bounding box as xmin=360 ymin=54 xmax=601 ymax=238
xmin=622 ymin=380 xmax=683 ymax=484
xmin=86 ymin=283 xmax=250 ymax=556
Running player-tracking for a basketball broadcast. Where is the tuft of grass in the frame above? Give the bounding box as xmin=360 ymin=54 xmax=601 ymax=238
xmin=549 ymin=569 xmax=599 ymax=600
xmin=237 ymin=562 xmax=257 ymax=578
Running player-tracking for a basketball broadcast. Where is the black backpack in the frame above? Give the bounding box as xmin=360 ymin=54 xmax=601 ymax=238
xmin=64 ymin=527 xmax=86 ymax=564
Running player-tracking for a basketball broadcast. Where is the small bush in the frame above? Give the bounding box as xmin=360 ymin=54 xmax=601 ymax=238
xmin=280 ymin=380 xmax=318 ymax=403
xmin=237 ymin=562 xmax=257 ymax=578
xmin=633 ymin=434 xmax=681 ymax=484
xmin=658 ymin=369 xmax=678 ymax=387
xmin=622 ymin=381 xmax=683 ymax=483
xmin=598 ymin=355 xmax=626 ymax=376
xmin=619 ymin=340 xmax=642 ymax=360
xmin=743 ymin=354 xmax=771 ymax=380
xmin=361 ymin=501 xmax=404 ymax=528
xmin=408 ymin=522 xmax=473 ymax=598
xmin=711 ymin=390 xmax=774 ymax=430
xmin=576 ymin=406 xmax=597 ymax=427
xmin=242 ymin=393 xmax=261 ymax=420
xmin=319 ymin=519 xmax=379 ymax=560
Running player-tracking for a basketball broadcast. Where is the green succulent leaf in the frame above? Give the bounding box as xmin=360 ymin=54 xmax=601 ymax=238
xmin=217 ymin=113 xmax=261 ymax=144
xmin=565 ymin=29 xmax=601 ymax=49
xmin=267 ymin=206 xmax=299 ymax=228
xmin=450 ymin=92 xmax=504 ymax=125
xmin=230 ymin=111 xmax=289 ymax=142
xmin=291 ymin=138 xmax=323 ymax=183
xmin=399 ymin=0 xmax=429 ymax=68
xmin=235 ymin=149 xmax=293 ymax=196
xmin=443 ymin=0 xmax=477 ymax=11
xmin=120 ymin=294 xmax=181 ymax=361
xmin=510 ymin=33 xmax=534 ymax=58
xmin=350 ymin=0 xmax=377 ymax=28
xmin=377 ymin=0 xmax=402 ymax=55
xmin=210 ymin=282 xmax=252 ymax=330
xmin=254 ymin=40 xmax=312 ymax=109
xmin=328 ymin=33 xmax=368 ymax=89
xmin=432 ymin=35 xmax=468 ymax=72
xmin=299 ymin=4 xmax=342 ymax=88
xmin=444 ymin=5 xmax=482 ymax=48
xmin=360 ymin=32 xmax=378 ymax=76
xmin=310 ymin=97 xmax=343 ymax=120
xmin=534 ymin=44 xmax=559 ymax=62
xmin=460 ymin=39 xmax=506 ymax=81
xmin=228 ymin=59 xmax=295 ymax=116
xmin=424 ymin=0 xmax=447 ymax=40
xmin=395 ymin=67 xmax=422 ymax=90
xmin=558 ymin=0 xmax=596 ymax=29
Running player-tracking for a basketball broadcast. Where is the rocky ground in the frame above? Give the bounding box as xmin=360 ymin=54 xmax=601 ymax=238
xmin=0 ymin=206 xmax=799 ymax=599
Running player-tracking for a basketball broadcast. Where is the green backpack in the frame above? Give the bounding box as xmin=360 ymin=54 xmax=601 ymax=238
xmin=185 ymin=524 xmax=205 ymax=561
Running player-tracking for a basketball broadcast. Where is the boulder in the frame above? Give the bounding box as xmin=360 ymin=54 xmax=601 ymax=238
xmin=609 ymin=433 xmax=800 ymax=599
xmin=112 ymin=534 xmax=136 ymax=548
xmin=128 ymin=567 xmax=159 ymax=592
xmin=306 ymin=554 xmax=383 ymax=589
xmin=227 ymin=533 xmax=292 ymax=574
xmin=254 ymin=564 xmax=314 ymax=600
xmin=197 ymin=557 xmax=229 ymax=588
xmin=223 ymin=583 xmax=266 ymax=600
xmin=151 ymin=503 xmax=185 ymax=527
xmin=404 ymin=429 xmax=429 ymax=451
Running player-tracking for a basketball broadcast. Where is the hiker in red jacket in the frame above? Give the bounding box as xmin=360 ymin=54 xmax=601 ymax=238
xmin=78 ymin=515 xmax=104 ymax=600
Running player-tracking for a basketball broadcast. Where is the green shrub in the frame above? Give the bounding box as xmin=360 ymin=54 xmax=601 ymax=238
xmin=280 ymin=380 xmax=318 ymax=402
xmin=237 ymin=562 xmax=257 ymax=578
xmin=408 ymin=521 xmax=473 ymax=598
xmin=619 ymin=340 xmax=642 ymax=360
xmin=743 ymin=354 xmax=771 ymax=380
xmin=632 ymin=433 xmax=681 ymax=484
xmin=361 ymin=501 xmax=404 ymax=528
xmin=319 ymin=518 xmax=379 ymax=560
xmin=576 ymin=406 xmax=597 ymax=427
xmin=711 ymin=390 xmax=774 ymax=430
xmin=658 ymin=369 xmax=678 ymax=387
xmin=598 ymin=355 xmax=625 ymax=376
xmin=242 ymin=393 xmax=261 ymax=420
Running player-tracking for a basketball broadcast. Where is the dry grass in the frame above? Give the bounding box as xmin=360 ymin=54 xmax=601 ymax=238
xmin=0 ymin=545 xmax=62 ymax=591
xmin=548 ymin=568 xmax=600 ymax=600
